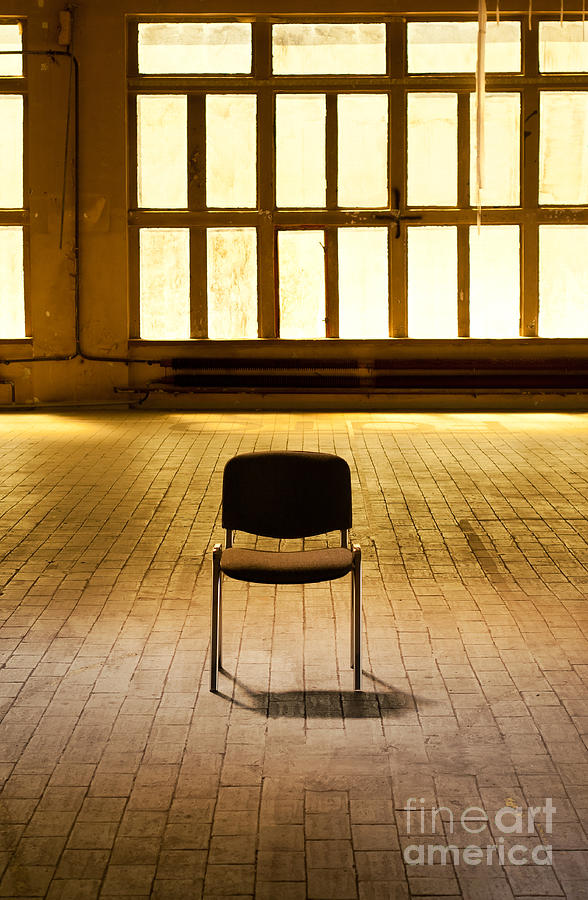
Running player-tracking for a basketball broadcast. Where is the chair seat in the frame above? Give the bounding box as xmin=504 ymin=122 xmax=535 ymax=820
xmin=220 ymin=546 xmax=353 ymax=585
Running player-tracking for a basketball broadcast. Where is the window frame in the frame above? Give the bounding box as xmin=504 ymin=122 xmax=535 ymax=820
xmin=0 ymin=17 xmax=29 ymax=342
xmin=126 ymin=12 xmax=588 ymax=343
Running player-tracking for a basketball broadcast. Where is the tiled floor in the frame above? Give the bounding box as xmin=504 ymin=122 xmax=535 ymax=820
xmin=0 ymin=409 xmax=587 ymax=899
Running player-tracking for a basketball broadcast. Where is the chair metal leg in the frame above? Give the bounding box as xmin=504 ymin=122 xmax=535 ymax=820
xmin=210 ymin=544 xmax=222 ymax=692
xmin=218 ymin=571 xmax=223 ymax=669
xmin=350 ymin=566 xmax=355 ymax=668
xmin=352 ymin=544 xmax=362 ymax=691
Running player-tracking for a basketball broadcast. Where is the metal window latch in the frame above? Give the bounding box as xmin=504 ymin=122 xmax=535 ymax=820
xmin=374 ymin=188 xmax=422 ymax=238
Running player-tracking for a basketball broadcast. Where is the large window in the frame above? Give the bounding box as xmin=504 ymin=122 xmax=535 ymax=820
xmin=0 ymin=22 xmax=26 ymax=339
xmin=128 ymin=15 xmax=588 ymax=340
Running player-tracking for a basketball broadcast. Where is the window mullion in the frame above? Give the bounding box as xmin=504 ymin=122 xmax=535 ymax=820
xmin=127 ymin=89 xmax=140 ymax=339
xmin=326 ymin=92 xmax=338 ymax=210
xmin=128 ymin=227 xmax=140 ymax=339
xmin=522 ymin=87 xmax=540 ymax=338
xmin=325 ymin=92 xmax=339 ymax=337
xmin=522 ymin=21 xmax=540 ymax=337
xmin=127 ymin=20 xmax=139 ymax=78
xmin=457 ymin=91 xmax=470 ymax=210
xmin=257 ymin=85 xmax=275 ymax=338
xmin=457 ymin=91 xmax=470 ymax=337
xmin=187 ymin=95 xmax=207 ymax=337
xmin=325 ymin=229 xmax=339 ymax=338
xmin=255 ymin=22 xmax=276 ymax=338
xmin=127 ymin=94 xmax=138 ymax=210
xmin=22 ymin=219 xmax=30 ymax=339
xmin=389 ymin=20 xmax=406 ymax=337
xmin=457 ymin=225 xmax=470 ymax=337
xmin=190 ymin=229 xmax=208 ymax=338
xmin=188 ymin=95 xmax=206 ymax=211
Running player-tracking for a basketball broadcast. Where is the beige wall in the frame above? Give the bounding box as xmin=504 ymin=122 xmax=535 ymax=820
xmin=1 ymin=0 xmax=129 ymax=403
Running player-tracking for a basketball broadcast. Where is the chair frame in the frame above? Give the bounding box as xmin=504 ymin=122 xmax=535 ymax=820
xmin=211 ymin=526 xmax=362 ymax=693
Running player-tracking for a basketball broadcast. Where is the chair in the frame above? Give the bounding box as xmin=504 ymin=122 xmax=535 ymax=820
xmin=210 ymin=451 xmax=362 ymax=692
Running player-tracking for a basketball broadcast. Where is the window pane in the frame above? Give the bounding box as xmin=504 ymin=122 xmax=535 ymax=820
xmin=139 ymin=229 xmax=190 ymax=339
xmin=0 ymin=24 xmax=22 ymax=77
xmin=540 ymin=92 xmax=588 ymax=205
xmin=408 ymin=227 xmax=457 ymax=338
xmin=407 ymin=93 xmax=457 ymax=206
xmin=338 ymin=95 xmax=388 ymax=208
xmin=138 ymin=23 xmax=251 ymax=74
xmin=470 ymin=93 xmax=520 ymax=207
xmin=407 ymin=21 xmax=520 ymax=73
xmin=207 ymin=228 xmax=258 ymax=339
xmin=137 ymin=95 xmax=187 ymax=209
xmin=540 ymin=21 xmax=588 ymax=72
xmin=272 ymin=23 xmax=386 ymax=75
xmin=278 ymin=231 xmax=325 ymax=338
xmin=0 ymin=95 xmax=23 ymax=208
xmin=0 ymin=227 xmax=25 ymax=338
xmin=338 ymin=229 xmax=388 ymax=338
xmin=276 ymin=94 xmax=326 ymax=208
xmin=206 ymin=95 xmax=256 ymax=208
xmin=539 ymin=226 xmax=588 ymax=337
xmin=469 ymin=226 xmax=520 ymax=338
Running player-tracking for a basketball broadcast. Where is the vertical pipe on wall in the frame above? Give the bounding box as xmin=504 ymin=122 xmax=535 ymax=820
xmin=476 ymin=0 xmax=487 ymax=227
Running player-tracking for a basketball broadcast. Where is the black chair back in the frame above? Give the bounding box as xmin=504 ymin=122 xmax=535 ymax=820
xmin=222 ymin=451 xmax=352 ymax=538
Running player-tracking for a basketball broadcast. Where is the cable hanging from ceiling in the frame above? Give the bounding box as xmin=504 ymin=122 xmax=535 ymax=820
xmin=476 ymin=0 xmax=487 ymax=226
xmin=527 ymin=0 xmax=576 ymax=30
xmin=478 ymin=0 xmax=585 ymax=225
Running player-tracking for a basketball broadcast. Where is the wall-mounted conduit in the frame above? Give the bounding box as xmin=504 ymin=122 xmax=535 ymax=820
xmin=0 ymin=43 xmax=164 ymax=399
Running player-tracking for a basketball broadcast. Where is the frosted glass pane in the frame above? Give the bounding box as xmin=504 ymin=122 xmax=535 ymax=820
xmin=408 ymin=94 xmax=457 ymax=206
xmin=539 ymin=226 xmax=588 ymax=337
xmin=0 ymin=25 xmax=22 ymax=77
xmin=408 ymin=21 xmax=521 ymax=73
xmin=278 ymin=231 xmax=325 ymax=338
xmin=540 ymin=22 xmax=588 ymax=72
xmin=137 ymin=96 xmax=187 ymax=209
xmin=140 ymin=229 xmax=190 ymax=340
xmin=272 ymin=24 xmax=386 ymax=75
xmin=469 ymin=226 xmax=520 ymax=338
xmin=338 ymin=95 xmax=388 ymax=208
xmin=207 ymin=228 xmax=257 ymax=339
xmin=0 ymin=96 xmax=23 ymax=208
xmin=540 ymin=92 xmax=588 ymax=205
xmin=408 ymin=227 xmax=457 ymax=338
xmin=338 ymin=228 xmax=389 ymax=338
xmin=0 ymin=227 xmax=25 ymax=338
xmin=206 ymin=95 xmax=256 ymax=208
xmin=138 ymin=23 xmax=251 ymax=74
xmin=470 ymin=93 xmax=520 ymax=207
xmin=276 ymin=95 xmax=325 ymax=208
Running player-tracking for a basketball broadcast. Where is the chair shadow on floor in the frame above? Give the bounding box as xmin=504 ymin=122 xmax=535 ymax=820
xmin=215 ymin=669 xmax=426 ymax=719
